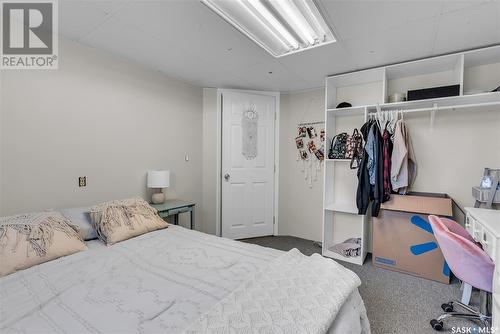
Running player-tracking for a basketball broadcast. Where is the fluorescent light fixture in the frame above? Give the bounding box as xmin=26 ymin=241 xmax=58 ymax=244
xmin=202 ymin=0 xmax=336 ymax=57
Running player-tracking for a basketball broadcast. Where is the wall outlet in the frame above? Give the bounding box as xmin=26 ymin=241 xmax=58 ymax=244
xmin=78 ymin=176 xmax=86 ymax=187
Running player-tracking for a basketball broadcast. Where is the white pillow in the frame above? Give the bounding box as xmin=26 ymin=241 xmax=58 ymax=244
xmin=59 ymin=207 xmax=97 ymax=240
xmin=0 ymin=211 xmax=87 ymax=277
xmin=90 ymin=198 xmax=168 ymax=245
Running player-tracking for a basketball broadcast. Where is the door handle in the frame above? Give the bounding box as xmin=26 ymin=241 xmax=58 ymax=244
xmin=224 ymin=173 xmax=230 ymax=181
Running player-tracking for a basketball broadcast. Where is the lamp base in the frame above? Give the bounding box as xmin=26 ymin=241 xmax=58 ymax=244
xmin=151 ymin=191 xmax=165 ymax=204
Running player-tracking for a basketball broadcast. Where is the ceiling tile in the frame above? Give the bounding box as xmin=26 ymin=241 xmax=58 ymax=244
xmin=319 ymin=0 xmax=443 ymax=42
xmin=440 ymin=0 xmax=492 ymax=14
xmin=235 ymin=60 xmax=310 ymax=92
xmin=58 ymin=0 xmax=500 ymax=92
xmin=78 ymin=15 xmax=188 ymax=73
xmin=78 ymin=11 xmax=241 ymax=88
xmin=60 ymin=0 xmax=125 ymax=14
xmin=158 ymin=56 xmax=246 ymax=89
xmin=341 ymin=16 xmax=440 ymax=69
xmin=59 ymin=1 xmax=109 ymax=40
xmin=432 ymin=1 xmax=500 ymax=54
xmin=109 ymin=1 xmax=272 ymax=71
xmin=278 ymin=43 xmax=359 ymax=88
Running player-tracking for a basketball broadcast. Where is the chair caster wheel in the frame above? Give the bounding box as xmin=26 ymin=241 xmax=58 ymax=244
xmin=430 ymin=319 xmax=444 ymax=331
xmin=441 ymin=303 xmax=454 ymax=312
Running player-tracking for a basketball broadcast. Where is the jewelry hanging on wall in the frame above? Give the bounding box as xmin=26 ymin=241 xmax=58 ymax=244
xmin=294 ymin=121 xmax=325 ymax=188
xmin=295 ymin=136 xmax=304 ymax=149
xmin=307 ymin=126 xmax=317 ymax=138
xmin=299 ymin=149 xmax=308 ymax=176
xmin=298 ymin=126 xmax=307 ymax=138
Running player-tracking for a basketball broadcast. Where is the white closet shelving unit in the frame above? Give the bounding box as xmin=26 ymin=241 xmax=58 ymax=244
xmin=322 ymin=45 xmax=500 ymax=266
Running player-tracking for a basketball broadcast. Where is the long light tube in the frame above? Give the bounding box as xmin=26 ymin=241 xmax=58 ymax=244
xmin=269 ymin=0 xmax=317 ymax=45
xmin=239 ymin=0 xmax=290 ymax=51
xmin=245 ymin=0 xmax=299 ymax=50
xmin=293 ymin=0 xmax=326 ymax=42
xmin=202 ymin=0 xmax=336 ymax=57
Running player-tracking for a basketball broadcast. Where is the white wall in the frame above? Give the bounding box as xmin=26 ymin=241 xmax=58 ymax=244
xmin=279 ymin=88 xmax=500 ymax=242
xmin=464 ymin=63 xmax=500 ymax=93
xmin=0 ymin=38 xmax=203 ymax=225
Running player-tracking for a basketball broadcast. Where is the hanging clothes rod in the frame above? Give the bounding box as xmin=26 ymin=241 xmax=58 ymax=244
xmin=298 ymin=121 xmax=325 ymax=126
xmin=367 ymin=100 xmax=500 ymax=116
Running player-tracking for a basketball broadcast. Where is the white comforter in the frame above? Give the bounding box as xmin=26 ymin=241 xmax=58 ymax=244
xmin=184 ymin=248 xmax=365 ymax=334
xmin=0 ymin=226 xmax=370 ymax=334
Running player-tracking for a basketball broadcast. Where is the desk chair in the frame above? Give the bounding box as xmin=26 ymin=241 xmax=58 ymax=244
xmin=428 ymin=215 xmax=494 ymax=331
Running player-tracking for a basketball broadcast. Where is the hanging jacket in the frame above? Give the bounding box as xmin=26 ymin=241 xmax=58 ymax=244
xmin=371 ymin=124 xmax=384 ymax=217
xmin=391 ymin=120 xmax=417 ymax=194
xmin=365 ymin=126 xmax=376 ymax=185
xmin=356 ymin=121 xmax=373 ymax=215
xmin=382 ymin=125 xmax=393 ymax=202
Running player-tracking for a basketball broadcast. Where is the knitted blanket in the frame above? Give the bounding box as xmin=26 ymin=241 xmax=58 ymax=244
xmin=183 ymin=248 xmax=363 ymax=334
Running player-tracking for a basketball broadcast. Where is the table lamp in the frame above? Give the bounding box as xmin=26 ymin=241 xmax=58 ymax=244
xmin=147 ymin=170 xmax=170 ymax=204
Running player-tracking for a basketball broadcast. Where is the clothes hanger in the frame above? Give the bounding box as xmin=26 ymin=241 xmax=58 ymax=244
xmin=388 ymin=110 xmax=398 ymax=132
xmin=382 ymin=110 xmax=388 ymax=131
xmin=376 ymin=105 xmax=384 ymax=132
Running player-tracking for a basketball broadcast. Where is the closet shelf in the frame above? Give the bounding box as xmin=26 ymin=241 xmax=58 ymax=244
xmin=326 ymin=106 xmax=365 ymax=116
xmin=326 ymin=91 xmax=500 ymax=115
xmin=323 ymin=248 xmax=365 ymax=265
xmin=325 ymin=202 xmax=359 ymax=214
xmin=368 ymin=91 xmax=500 ymax=113
xmin=323 ymin=45 xmax=500 ymax=268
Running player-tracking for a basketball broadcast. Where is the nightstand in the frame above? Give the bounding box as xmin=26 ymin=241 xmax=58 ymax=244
xmin=151 ymin=199 xmax=195 ymax=230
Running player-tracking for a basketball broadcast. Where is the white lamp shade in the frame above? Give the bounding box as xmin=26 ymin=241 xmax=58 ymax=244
xmin=147 ymin=170 xmax=170 ymax=188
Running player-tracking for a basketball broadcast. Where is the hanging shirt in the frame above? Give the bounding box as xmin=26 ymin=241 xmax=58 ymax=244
xmin=391 ymin=120 xmax=417 ymax=194
xmin=382 ymin=126 xmax=393 ymax=202
xmin=356 ymin=121 xmax=373 ymax=215
xmin=365 ymin=125 xmax=376 ymax=185
xmin=371 ymin=124 xmax=384 ymax=217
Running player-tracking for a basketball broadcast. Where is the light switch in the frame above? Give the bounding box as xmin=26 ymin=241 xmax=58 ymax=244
xmin=78 ymin=176 xmax=86 ymax=187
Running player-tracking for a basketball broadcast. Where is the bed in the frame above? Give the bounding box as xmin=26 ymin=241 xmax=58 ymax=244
xmin=0 ymin=225 xmax=370 ymax=333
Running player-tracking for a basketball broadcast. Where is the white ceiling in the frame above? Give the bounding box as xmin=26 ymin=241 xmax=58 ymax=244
xmin=59 ymin=0 xmax=500 ymax=92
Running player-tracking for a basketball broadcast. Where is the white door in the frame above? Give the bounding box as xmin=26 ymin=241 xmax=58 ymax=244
xmin=221 ymin=91 xmax=276 ymax=239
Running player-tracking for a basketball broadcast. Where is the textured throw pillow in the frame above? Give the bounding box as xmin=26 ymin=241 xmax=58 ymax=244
xmin=59 ymin=207 xmax=97 ymax=241
xmin=89 ymin=197 xmax=168 ymax=245
xmin=0 ymin=212 xmax=87 ymax=277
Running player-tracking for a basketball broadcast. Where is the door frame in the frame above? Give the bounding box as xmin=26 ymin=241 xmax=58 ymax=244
xmin=215 ymin=88 xmax=280 ymax=238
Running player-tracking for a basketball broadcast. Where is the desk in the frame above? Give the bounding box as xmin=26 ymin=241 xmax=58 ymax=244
xmin=151 ymin=200 xmax=195 ymax=230
xmin=464 ymin=207 xmax=500 ymax=328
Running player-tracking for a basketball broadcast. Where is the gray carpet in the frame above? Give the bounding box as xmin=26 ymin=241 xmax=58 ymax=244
xmin=242 ymin=236 xmax=479 ymax=334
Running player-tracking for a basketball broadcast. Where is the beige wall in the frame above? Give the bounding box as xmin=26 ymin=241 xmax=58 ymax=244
xmin=202 ymin=88 xmax=218 ymax=234
xmin=0 ymin=38 xmax=203 ymax=226
xmin=4 ymin=38 xmax=496 ymax=242
xmin=278 ymin=89 xmax=326 ymax=242
xmin=279 ymin=88 xmax=500 ymax=242
xmin=0 ymin=73 xmax=3 ymax=215
xmin=201 ymin=85 xmax=500 ymax=242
